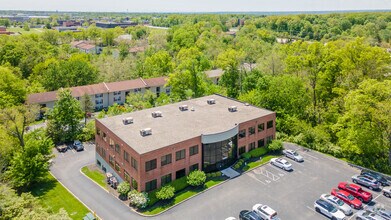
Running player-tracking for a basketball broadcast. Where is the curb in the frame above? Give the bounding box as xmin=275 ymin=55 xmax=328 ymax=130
xmin=49 ymin=171 xmax=103 ymax=220
xmin=79 ymin=167 xmax=109 ymax=193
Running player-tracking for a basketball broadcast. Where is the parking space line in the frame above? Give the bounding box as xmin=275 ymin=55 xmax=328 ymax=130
xmin=301 ymin=152 xmax=319 ymax=160
xmin=306 ymin=206 xmax=317 ymax=214
xmin=266 ymin=164 xmax=287 ymax=175
xmin=246 ymin=172 xmax=267 ymax=185
xmin=347 ymin=191 xmax=385 ymax=220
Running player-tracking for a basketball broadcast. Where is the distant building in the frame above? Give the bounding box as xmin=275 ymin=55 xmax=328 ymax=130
xmin=95 ymin=22 xmax=137 ymax=29
xmin=0 ymin=26 xmax=14 ymax=35
xmin=225 ymin=31 xmax=236 ymax=37
xmin=53 ymin=26 xmax=80 ymax=32
xmin=115 ymin=34 xmax=132 ymax=44
xmin=71 ymin=41 xmax=99 ymax=54
xmin=128 ymin=46 xmax=146 ymax=54
xmin=206 ymin=69 xmax=224 ymax=84
xmin=62 ymin=20 xmax=81 ymax=27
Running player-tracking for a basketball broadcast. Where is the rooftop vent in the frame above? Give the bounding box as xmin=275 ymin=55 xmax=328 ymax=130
xmin=207 ymin=99 xmax=216 ymax=105
xmin=122 ymin=117 xmax=133 ymax=125
xmin=228 ymin=106 xmax=237 ymax=112
xmin=140 ymin=128 xmax=152 ymax=137
xmin=152 ymin=111 xmax=162 ymax=118
xmin=179 ymin=105 xmax=188 ymax=111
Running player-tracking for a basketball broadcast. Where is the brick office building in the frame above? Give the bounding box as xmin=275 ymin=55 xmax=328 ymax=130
xmin=95 ymin=94 xmax=276 ymax=192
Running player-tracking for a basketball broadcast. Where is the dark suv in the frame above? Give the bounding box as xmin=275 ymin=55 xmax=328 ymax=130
xmin=72 ymin=140 xmax=84 ymax=151
xmin=239 ymin=210 xmax=261 ymax=220
xmin=361 ymin=170 xmax=390 ymax=186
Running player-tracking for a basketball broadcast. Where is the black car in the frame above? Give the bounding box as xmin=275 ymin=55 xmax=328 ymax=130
xmin=239 ymin=210 xmax=261 ymax=220
xmin=361 ymin=170 xmax=390 ymax=186
xmin=73 ymin=140 xmax=84 ymax=151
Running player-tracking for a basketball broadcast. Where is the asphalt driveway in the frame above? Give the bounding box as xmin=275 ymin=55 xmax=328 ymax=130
xmin=50 ymin=142 xmax=391 ymax=220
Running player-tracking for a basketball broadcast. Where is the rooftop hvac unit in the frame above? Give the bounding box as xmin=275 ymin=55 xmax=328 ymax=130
xmin=228 ymin=106 xmax=237 ymax=112
xmin=152 ymin=111 xmax=162 ymax=118
xmin=140 ymin=128 xmax=152 ymax=136
xmin=207 ymin=99 xmax=216 ymax=105
xmin=122 ymin=117 xmax=133 ymax=125
xmin=179 ymin=105 xmax=188 ymax=111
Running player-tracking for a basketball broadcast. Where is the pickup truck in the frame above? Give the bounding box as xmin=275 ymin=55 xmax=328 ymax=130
xmin=338 ymin=182 xmax=372 ymax=203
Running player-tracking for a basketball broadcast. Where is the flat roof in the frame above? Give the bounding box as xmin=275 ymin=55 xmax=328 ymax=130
xmin=97 ymin=94 xmax=274 ymax=155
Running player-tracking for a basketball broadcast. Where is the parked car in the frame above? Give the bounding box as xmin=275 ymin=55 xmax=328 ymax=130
xmin=331 ymin=189 xmax=362 ymax=209
xmin=314 ymin=199 xmax=346 ymax=220
xmin=383 ymin=186 xmax=391 ymax=198
xmin=352 ymin=175 xmax=381 ymax=190
xmin=355 ymin=210 xmax=384 ymax=220
xmin=361 ymin=170 xmax=390 ymax=186
xmin=239 ymin=210 xmax=261 ymax=220
xmin=367 ymin=207 xmax=391 ymax=220
xmin=337 ymin=182 xmax=372 ymax=203
xmin=282 ymin=149 xmax=304 ymax=162
xmin=56 ymin=145 xmax=67 ymax=152
xmin=270 ymin=158 xmax=293 ymax=171
xmin=252 ymin=204 xmax=280 ymax=220
xmin=225 ymin=217 xmax=237 ymax=220
xmin=320 ymin=194 xmax=353 ymax=216
xmin=72 ymin=140 xmax=84 ymax=151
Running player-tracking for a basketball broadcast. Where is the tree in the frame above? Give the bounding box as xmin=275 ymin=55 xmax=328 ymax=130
xmin=40 ymin=30 xmax=59 ymax=45
xmin=144 ymin=50 xmax=174 ymax=77
xmin=23 ymin=22 xmax=30 ymax=31
xmin=46 ymin=89 xmax=83 ymax=143
xmin=267 ymin=140 xmax=283 ymax=152
xmin=186 ymin=170 xmax=206 ymax=187
xmin=156 ymin=185 xmax=175 ymax=201
xmin=101 ymin=29 xmax=115 ymax=46
xmin=126 ymin=90 xmax=156 ymax=111
xmin=0 ymin=66 xmax=27 ymax=108
xmin=6 ymin=129 xmax=53 ymax=189
xmin=117 ymin=182 xmax=131 ymax=198
xmin=128 ymin=190 xmax=149 ymax=208
xmin=80 ymin=93 xmax=93 ymax=126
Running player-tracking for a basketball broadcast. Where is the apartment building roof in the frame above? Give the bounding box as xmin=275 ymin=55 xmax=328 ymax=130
xmin=27 ymin=77 xmax=168 ymax=104
xmin=97 ymin=94 xmax=274 ymax=154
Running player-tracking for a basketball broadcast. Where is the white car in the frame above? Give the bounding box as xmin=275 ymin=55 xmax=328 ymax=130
xmin=282 ymin=149 xmax=304 ymax=162
xmin=270 ymin=158 xmax=293 ymax=171
xmin=252 ymin=204 xmax=280 ymax=220
xmin=320 ymin=194 xmax=353 ymax=216
xmin=225 ymin=217 xmax=236 ymax=220
xmin=383 ymin=186 xmax=391 ymax=198
xmin=314 ymin=199 xmax=346 ymax=220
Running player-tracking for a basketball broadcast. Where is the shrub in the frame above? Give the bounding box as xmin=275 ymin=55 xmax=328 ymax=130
xmin=156 ymin=185 xmax=175 ymax=200
xmin=241 ymin=152 xmax=251 ymax=161
xmin=170 ymin=176 xmax=188 ymax=192
xmin=148 ymin=190 xmax=158 ymax=206
xmin=267 ymin=140 xmax=283 ymax=152
xmin=249 ymin=147 xmax=268 ymax=158
xmin=117 ymin=181 xmax=131 ymax=197
xmin=187 ymin=170 xmax=206 ymax=187
xmin=128 ymin=190 xmax=149 ymax=208
xmin=206 ymin=173 xmax=212 ymax=179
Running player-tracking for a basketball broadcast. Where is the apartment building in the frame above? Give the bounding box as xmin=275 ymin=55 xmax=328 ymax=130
xmin=95 ymin=94 xmax=276 ymax=192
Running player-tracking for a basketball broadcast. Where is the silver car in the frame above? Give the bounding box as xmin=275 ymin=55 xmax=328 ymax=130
xmin=383 ymin=186 xmax=391 ymax=198
xmin=356 ymin=210 xmax=384 ymax=220
xmin=270 ymin=158 xmax=293 ymax=171
xmin=368 ymin=207 xmax=391 ymax=220
xmin=320 ymin=194 xmax=353 ymax=216
xmin=282 ymin=149 xmax=304 ymax=162
xmin=352 ymin=175 xmax=381 ymax=190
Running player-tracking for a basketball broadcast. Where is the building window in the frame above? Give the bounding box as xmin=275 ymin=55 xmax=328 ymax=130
xmin=258 ymin=138 xmax=265 ymax=148
xmin=161 ymin=173 xmax=172 ymax=186
xmin=131 ymin=157 xmax=138 ymax=170
xmin=161 ymin=154 xmax=172 ymax=166
xmin=239 ymin=129 xmax=246 ymax=139
xmin=267 ymin=120 xmax=273 ymax=129
xmin=266 ymin=135 xmax=274 ymax=144
xmin=249 ymin=142 xmax=256 ymax=151
xmin=189 ymin=164 xmax=199 ymax=172
xmin=97 ymin=159 xmax=101 ymax=167
xmin=115 ymin=144 xmax=120 ymax=153
xmin=145 ymin=179 xmax=157 ymax=192
xmin=96 ymin=128 xmax=101 ymax=136
xmin=249 ymin=126 xmax=255 ymax=135
xmin=124 ymin=151 xmax=129 ymax=162
xmin=124 ymin=170 xmax=130 ymax=182
xmin=239 ymin=146 xmax=246 ymax=155
xmin=109 ymin=139 xmax=114 ymax=148
xmin=176 ymin=149 xmax=186 ymax=161
xmin=115 ymin=162 xmax=120 ymax=172
xmin=131 ymin=178 xmax=138 ymax=190
xmin=114 ymin=97 xmax=122 ymax=102
xmin=189 ymin=145 xmax=199 ymax=156
xmin=101 ymin=148 xmax=106 ymax=158
xmin=145 ymin=159 xmax=157 ymax=172
xmin=114 ymin=91 xmax=121 ymax=95
xmin=166 ymin=88 xmax=171 ymax=94
xmin=95 ymin=93 xmax=103 ymax=98
xmin=109 ymin=155 xmax=114 ymax=166
xmin=103 ymin=132 xmax=107 ymax=141
xmin=134 ymin=88 xmax=141 ymax=93
xmin=258 ymin=123 xmax=265 ymax=132
xmin=176 ymin=168 xmax=186 ymax=179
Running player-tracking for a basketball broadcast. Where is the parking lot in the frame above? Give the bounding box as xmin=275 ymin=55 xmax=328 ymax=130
xmin=50 ymin=142 xmax=390 ymax=220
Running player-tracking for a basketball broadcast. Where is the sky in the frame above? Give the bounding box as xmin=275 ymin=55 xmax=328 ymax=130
xmin=1 ymin=0 xmax=391 ymax=13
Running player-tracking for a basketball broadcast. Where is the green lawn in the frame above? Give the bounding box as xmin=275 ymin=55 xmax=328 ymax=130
xmin=243 ymin=155 xmax=279 ymax=171
xmin=7 ymin=27 xmax=44 ymax=35
xmin=31 ymin=173 xmax=90 ymax=219
xmin=81 ymin=166 xmax=107 ymax=190
xmin=142 ymin=177 xmax=226 ymax=215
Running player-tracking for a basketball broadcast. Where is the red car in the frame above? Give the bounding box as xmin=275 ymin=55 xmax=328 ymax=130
xmin=338 ymin=182 xmax=372 ymax=203
xmin=331 ymin=188 xmax=362 ymax=209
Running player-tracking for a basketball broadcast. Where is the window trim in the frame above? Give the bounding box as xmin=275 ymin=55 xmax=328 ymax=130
xmin=161 ymin=154 xmax=172 ymax=166
xmin=145 ymin=159 xmax=157 ymax=172
xmin=175 ymin=149 xmax=186 ymax=161
xmin=189 ymin=145 xmax=199 ymax=156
